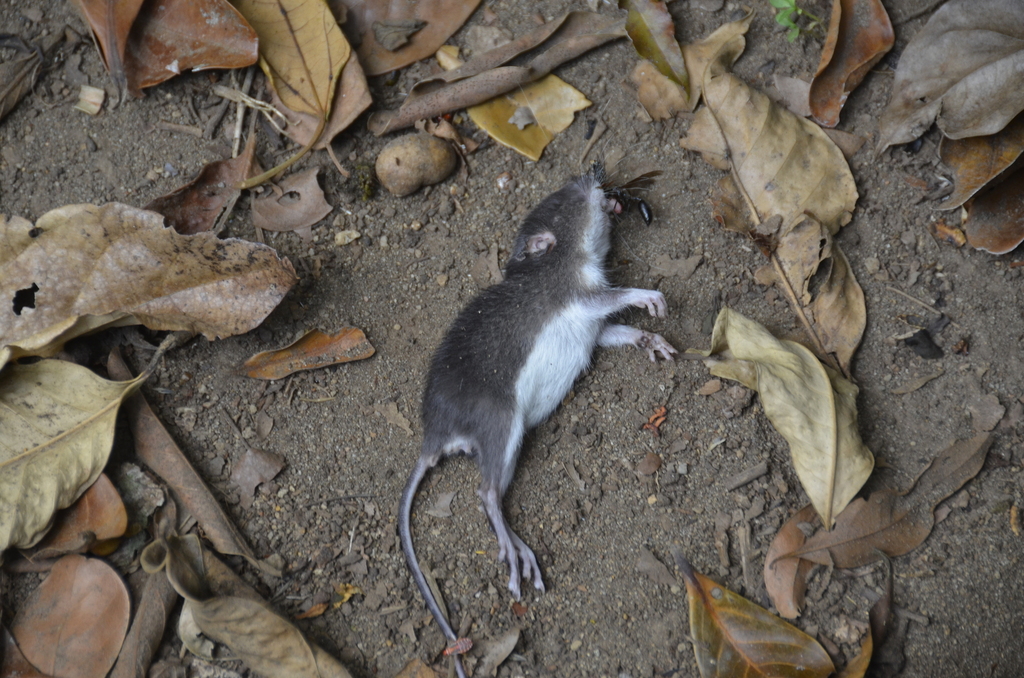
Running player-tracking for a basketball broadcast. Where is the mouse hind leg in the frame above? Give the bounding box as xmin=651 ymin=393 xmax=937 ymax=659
xmin=478 ymin=480 xmax=545 ymax=600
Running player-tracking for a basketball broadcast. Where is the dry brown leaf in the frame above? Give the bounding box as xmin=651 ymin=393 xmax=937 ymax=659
xmin=109 ymin=568 xmax=179 ymax=678
xmin=230 ymin=447 xmax=285 ymax=509
xmin=11 ymin=554 xmax=130 ymax=678
xmin=0 ymin=35 xmax=42 ymax=122
xmin=785 ymin=434 xmax=993 ymax=567
xmin=1 ymin=625 xmax=49 ymax=678
xmin=962 ymin=166 xmax=1024 ymax=254
xmin=674 ymin=550 xmax=834 ymax=678
xmin=620 ymin=0 xmax=689 ymax=90
xmin=294 ymin=603 xmax=329 ymax=620
xmin=772 ymin=75 xmax=811 ymax=117
xmin=681 ymin=72 xmax=862 ymax=372
xmin=701 ymin=308 xmax=874 ymax=527
xmin=107 ymin=350 xmax=279 ymax=577
xmin=22 ymin=473 xmax=127 ymax=561
xmin=368 ymin=12 xmax=624 ymax=135
xmin=475 ymin=629 xmax=520 ymax=677
xmin=0 ymin=204 xmax=297 ymax=369
xmin=680 ymin=10 xmax=752 ymax=110
xmin=636 ymin=547 xmax=675 ymax=585
xmin=0 ymin=360 xmax=143 ymax=553
xmin=69 ymin=0 xmax=146 ymax=101
xmin=252 ymin=168 xmax=333 ymax=242
xmin=764 ymin=504 xmax=818 ymax=619
xmin=339 ymin=0 xmax=481 ymax=76
xmin=631 ymin=60 xmax=688 ymax=120
xmin=242 ymin=327 xmax=375 ymax=379
xmin=939 ymin=112 xmax=1024 ymax=209
xmin=424 ymin=491 xmax=456 ymax=518
xmin=145 ymin=134 xmax=261 ymax=234
xmin=123 ymin=0 xmax=258 ymax=95
xmin=877 ymin=0 xmax=1024 ymax=151
xmin=809 ymin=0 xmax=893 ymax=128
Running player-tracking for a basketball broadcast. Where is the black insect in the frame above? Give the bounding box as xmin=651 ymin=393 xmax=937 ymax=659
xmin=593 ymin=162 xmax=661 ymax=225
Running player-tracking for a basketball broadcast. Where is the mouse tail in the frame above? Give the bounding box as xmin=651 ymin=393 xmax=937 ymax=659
xmin=400 ymin=456 xmax=471 ymax=667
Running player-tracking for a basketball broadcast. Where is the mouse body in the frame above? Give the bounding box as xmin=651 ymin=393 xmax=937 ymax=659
xmin=399 ymin=169 xmax=677 ymax=676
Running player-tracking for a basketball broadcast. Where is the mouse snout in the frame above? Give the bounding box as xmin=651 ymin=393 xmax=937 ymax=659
xmin=601 ymin=195 xmax=623 ymax=215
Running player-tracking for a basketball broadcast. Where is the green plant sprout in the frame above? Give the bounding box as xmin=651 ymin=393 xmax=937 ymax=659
xmin=769 ymin=0 xmax=824 ymax=42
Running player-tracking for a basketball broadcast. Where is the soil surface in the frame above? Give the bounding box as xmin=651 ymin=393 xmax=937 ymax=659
xmin=2 ymin=1 xmax=1022 ymax=677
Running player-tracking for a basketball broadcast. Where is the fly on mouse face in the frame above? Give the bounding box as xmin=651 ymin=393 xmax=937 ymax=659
xmin=590 ymin=162 xmax=661 ymax=225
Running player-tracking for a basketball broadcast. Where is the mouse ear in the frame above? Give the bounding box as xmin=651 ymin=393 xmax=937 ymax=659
xmin=525 ymin=231 xmax=556 ymax=256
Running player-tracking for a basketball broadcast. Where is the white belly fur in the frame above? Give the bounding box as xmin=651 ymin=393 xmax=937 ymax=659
xmin=516 ymin=302 xmax=603 ymax=429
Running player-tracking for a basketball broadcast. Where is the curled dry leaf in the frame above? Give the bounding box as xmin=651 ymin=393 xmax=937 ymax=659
xmin=784 ymin=434 xmax=992 ymax=568
xmin=0 ymin=360 xmax=142 ymax=552
xmin=0 ymin=204 xmax=297 ymax=369
xmin=145 ymin=134 xmax=261 ymax=234
xmin=764 ymin=504 xmax=817 ymax=619
xmin=393 ymin=658 xmax=439 ymax=678
xmin=475 ymin=629 xmax=520 ymax=677
xmin=680 ymin=71 xmax=862 ymax=371
xmin=107 ymin=349 xmax=278 ymax=577
xmin=876 ymin=0 xmax=1024 ymax=152
xmin=22 ymin=473 xmax=127 ymax=561
xmin=435 ymin=47 xmax=590 ymax=161
xmin=252 ymin=167 xmax=333 ymax=242
xmin=939 ymin=112 xmax=1024 ymax=209
xmin=124 ymin=0 xmax=258 ymax=95
xmin=808 ymin=0 xmax=893 ymax=128
xmin=424 ymin=491 xmax=456 ymax=519
xmin=0 ymin=34 xmax=42 ymax=122
xmin=619 ymin=0 xmax=689 ymax=89
xmin=962 ymin=167 xmax=1024 ymax=254
xmin=339 ymin=0 xmax=482 ymax=76
xmin=230 ymin=447 xmax=285 ymax=509
xmin=700 ymin=308 xmax=874 ymax=527
xmin=368 ymin=12 xmax=623 ymax=135
xmin=11 ymin=554 xmax=130 ymax=678
xmin=674 ymin=550 xmax=834 ymax=678
xmin=69 ymin=0 xmax=145 ymax=101
xmin=242 ymin=327 xmax=375 ymax=379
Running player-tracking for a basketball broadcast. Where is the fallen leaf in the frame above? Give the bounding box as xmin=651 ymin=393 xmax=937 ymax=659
xmin=22 ymin=473 xmax=127 ymax=560
xmin=637 ymin=452 xmax=663 ymax=475
xmin=962 ymin=165 xmax=1024 ymax=254
xmin=123 ymin=0 xmax=258 ymax=95
xmin=890 ymin=368 xmax=944 ymax=395
xmin=252 ymin=168 xmax=333 ymax=242
xmin=0 ymin=204 xmax=297 ymax=369
xmin=475 ymin=629 xmax=519 ymax=677
xmin=967 ymin=394 xmax=1005 ymax=432
xmin=142 ymin=531 xmax=353 ymax=678
xmin=373 ymin=19 xmax=426 ymax=51
xmin=294 ymin=602 xmax=328 ymax=620
xmin=681 ymin=72 xmax=862 ymax=372
xmin=242 ymin=327 xmax=375 ymax=379
xmin=107 ymin=349 xmax=277 ymax=577
xmin=340 ymin=0 xmax=481 ymax=76
xmin=376 ymin=401 xmax=413 ymax=437
xmin=876 ymin=0 xmax=1024 ymax=151
xmin=636 ymin=547 xmax=676 ymax=585
xmin=0 ymin=361 xmax=142 ymax=552
xmin=619 ymin=0 xmax=689 ymax=90
xmin=939 ymin=112 xmax=1024 ymax=208
xmin=69 ymin=0 xmax=146 ymax=101
xmin=868 ymin=555 xmax=906 ymax=678
xmin=680 ymin=10 xmax=752 ymax=110
xmin=368 ymin=12 xmax=622 ymax=135
xmin=674 ymin=550 xmax=834 ymax=678
xmin=11 ymin=554 xmax=130 ymax=678
xmin=230 ymin=447 xmax=285 ymax=509
xmin=697 ymin=379 xmax=722 ymax=395
xmin=424 ymin=491 xmax=456 ymax=518
xmin=0 ymin=35 xmax=42 ymax=122
xmin=809 ymin=0 xmax=894 ymax=127
xmin=837 ymin=631 xmax=872 ymax=678
xmin=145 ymin=134 xmax=261 ymax=234
xmin=764 ymin=504 xmax=818 ymax=618
xmin=109 ymin=565 xmax=179 ymax=678
xmin=904 ymin=329 xmax=942 ymax=359
xmin=822 ymin=128 xmax=866 ymax=159
xmin=631 ymin=60 xmax=688 ymax=120
xmin=772 ymin=75 xmax=811 ymax=117
xmin=700 ymin=308 xmax=874 ymax=527
xmin=392 ymin=658 xmax=438 ymax=678
xmin=784 ymin=434 xmax=993 ymax=567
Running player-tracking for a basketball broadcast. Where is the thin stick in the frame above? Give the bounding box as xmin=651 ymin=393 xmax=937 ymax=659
xmin=155 ymin=121 xmax=203 ymax=138
xmin=884 ymin=285 xmax=961 ymax=328
xmin=232 ymin=67 xmax=255 ymax=158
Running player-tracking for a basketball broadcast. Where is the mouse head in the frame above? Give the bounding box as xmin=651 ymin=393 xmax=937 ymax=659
xmin=506 ymin=166 xmax=623 ymax=279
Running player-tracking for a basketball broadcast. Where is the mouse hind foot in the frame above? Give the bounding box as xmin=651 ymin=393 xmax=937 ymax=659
xmin=479 ymin=485 xmax=545 ymax=600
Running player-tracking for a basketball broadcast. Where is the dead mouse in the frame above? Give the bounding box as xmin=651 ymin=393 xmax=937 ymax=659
xmin=399 ymin=166 xmax=677 ymax=676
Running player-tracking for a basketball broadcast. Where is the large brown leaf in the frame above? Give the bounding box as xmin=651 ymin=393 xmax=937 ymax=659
xmin=701 ymin=308 xmax=873 ymax=528
xmin=69 ymin=0 xmax=146 ymax=101
xmin=809 ymin=0 xmax=893 ymax=127
xmin=877 ymin=0 xmax=1024 ymax=151
xmin=674 ymin=550 xmax=834 ymax=678
xmin=783 ymin=434 xmax=992 ymax=568
xmin=962 ymin=168 xmax=1024 ymax=254
xmin=0 ymin=360 xmax=143 ymax=553
xmin=0 ymin=204 xmax=297 ymax=369
xmin=21 ymin=473 xmax=127 ymax=560
xmin=338 ymin=0 xmax=481 ymax=76
xmin=764 ymin=504 xmax=817 ymax=619
xmin=681 ymin=72 xmax=862 ymax=372
xmin=124 ymin=0 xmax=258 ymax=95
xmin=11 ymin=554 xmax=130 ymax=678
xmin=939 ymin=112 xmax=1024 ymax=209
xmin=109 ymin=567 xmax=178 ymax=678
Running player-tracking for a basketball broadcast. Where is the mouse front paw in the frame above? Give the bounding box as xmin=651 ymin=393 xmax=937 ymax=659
xmin=630 ymin=290 xmax=667 ymax=318
xmin=637 ymin=331 xmax=678 ymax=362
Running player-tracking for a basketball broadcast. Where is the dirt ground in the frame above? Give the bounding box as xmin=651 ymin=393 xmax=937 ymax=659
xmin=2 ymin=0 xmax=1023 ymax=676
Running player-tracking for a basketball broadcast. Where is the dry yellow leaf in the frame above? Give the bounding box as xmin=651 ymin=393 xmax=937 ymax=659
xmin=681 ymin=10 xmax=752 ymax=110
xmin=701 ymin=308 xmax=874 ymax=527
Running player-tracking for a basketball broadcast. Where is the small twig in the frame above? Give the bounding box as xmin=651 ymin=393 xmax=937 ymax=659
xmin=723 ymin=461 xmax=769 ymax=491
xmin=326 ymin=142 xmax=351 ymax=178
xmin=213 ymin=83 xmax=287 ymax=132
xmin=885 ymin=285 xmax=962 ymax=328
xmin=155 ymin=121 xmax=203 ymax=138
xmin=203 ymin=97 xmax=231 ymax=140
xmin=232 ymin=67 xmax=255 ymax=158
